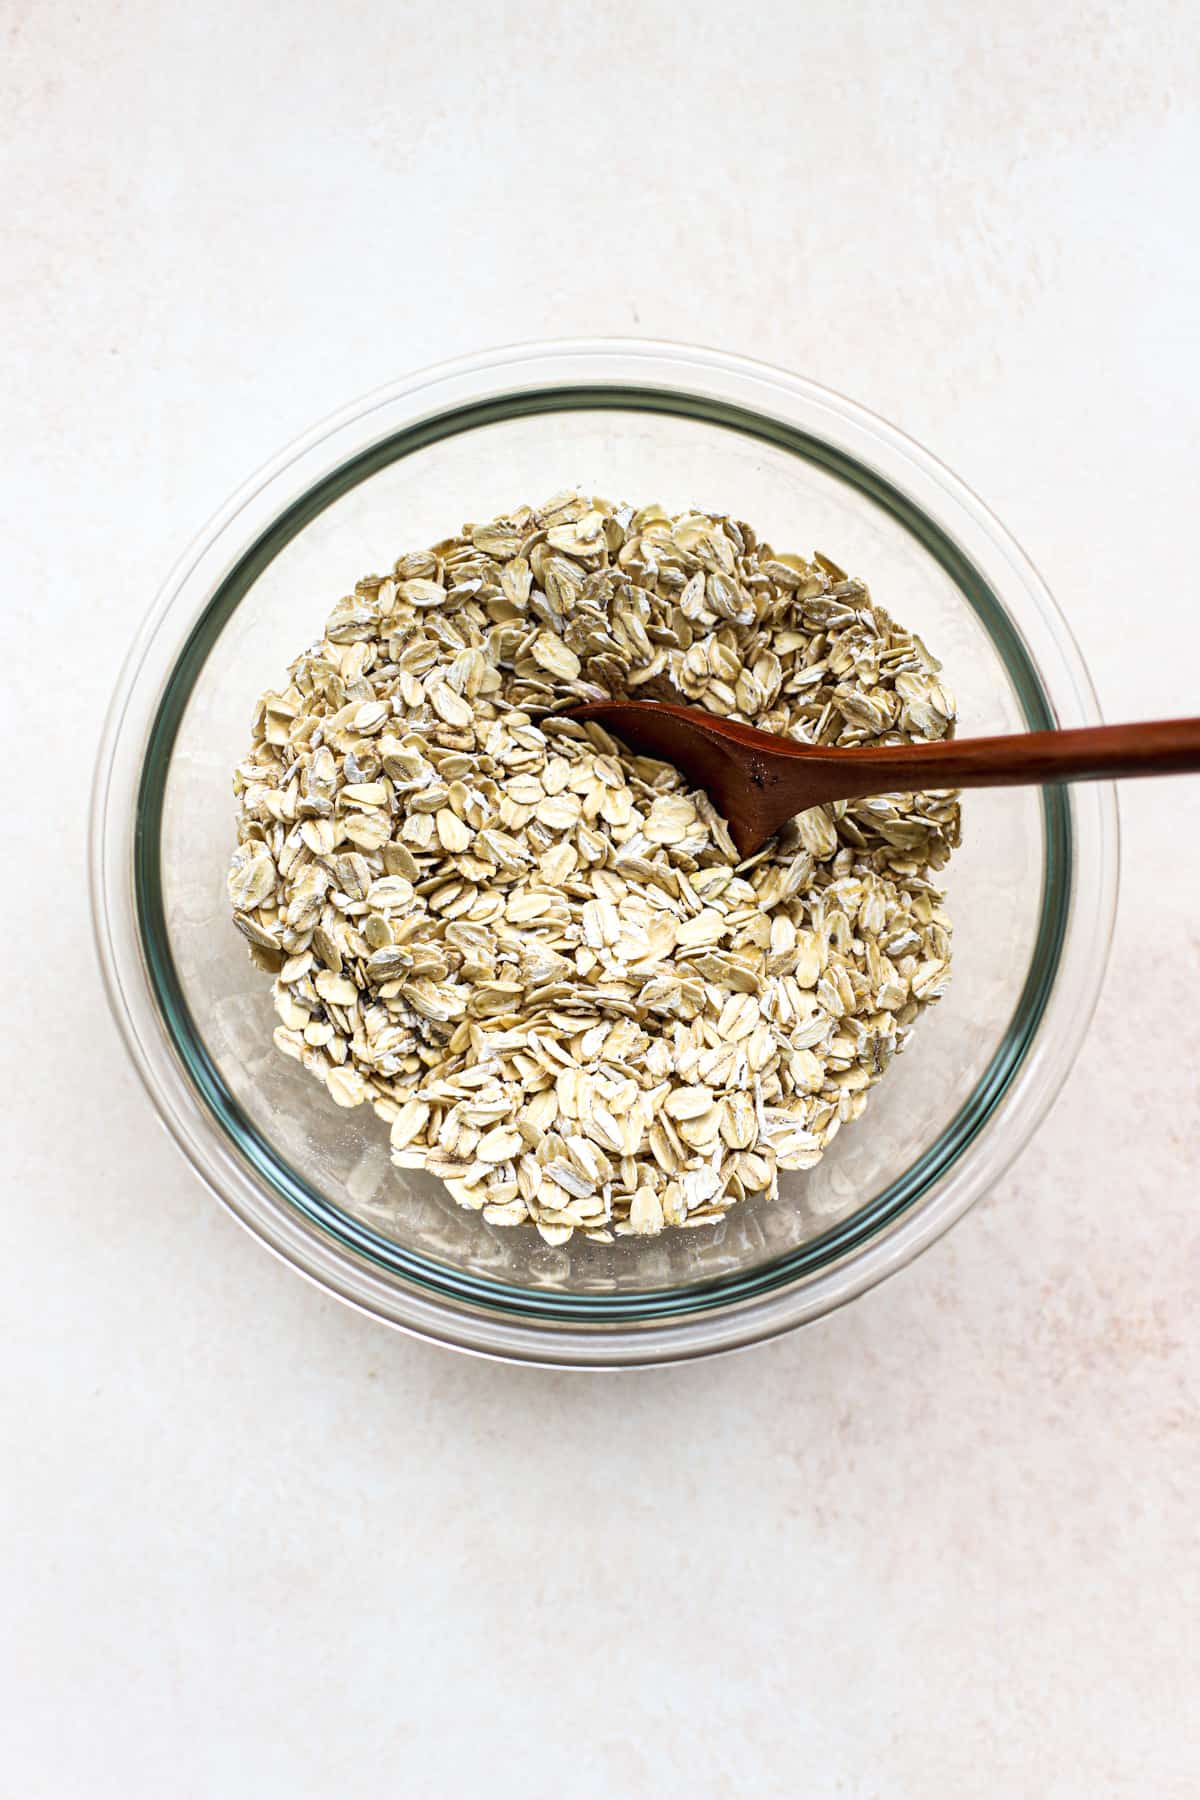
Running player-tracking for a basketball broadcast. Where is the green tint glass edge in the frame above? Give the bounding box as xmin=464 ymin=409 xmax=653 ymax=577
xmin=135 ymin=387 xmax=1070 ymax=1323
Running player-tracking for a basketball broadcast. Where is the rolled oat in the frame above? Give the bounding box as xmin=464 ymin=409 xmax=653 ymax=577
xmin=228 ymin=494 xmax=960 ymax=1241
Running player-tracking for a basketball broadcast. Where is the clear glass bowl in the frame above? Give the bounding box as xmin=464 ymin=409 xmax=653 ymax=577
xmin=91 ymin=341 xmax=1118 ymax=1367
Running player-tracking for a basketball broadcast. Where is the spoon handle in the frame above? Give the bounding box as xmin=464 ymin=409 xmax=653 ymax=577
xmin=808 ymin=717 xmax=1200 ymax=799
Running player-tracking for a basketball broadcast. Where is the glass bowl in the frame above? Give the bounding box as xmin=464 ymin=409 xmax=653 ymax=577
xmin=91 ymin=341 xmax=1118 ymax=1367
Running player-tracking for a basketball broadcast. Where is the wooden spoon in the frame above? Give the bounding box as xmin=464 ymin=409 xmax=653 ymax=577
xmin=568 ymin=699 xmax=1200 ymax=859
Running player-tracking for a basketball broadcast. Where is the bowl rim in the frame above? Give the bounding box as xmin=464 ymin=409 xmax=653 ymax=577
xmin=90 ymin=338 xmax=1119 ymax=1366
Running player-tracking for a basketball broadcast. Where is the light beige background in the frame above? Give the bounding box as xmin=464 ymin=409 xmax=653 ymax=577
xmin=4 ymin=3 xmax=1198 ymax=1795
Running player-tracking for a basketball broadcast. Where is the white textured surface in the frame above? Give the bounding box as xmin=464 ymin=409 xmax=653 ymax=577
xmin=5 ymin=4 xmax=1198 ymax=1794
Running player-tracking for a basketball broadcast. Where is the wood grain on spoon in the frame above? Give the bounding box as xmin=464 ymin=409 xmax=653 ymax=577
xmin=568 ymin=700 xmax=1200 ymax=859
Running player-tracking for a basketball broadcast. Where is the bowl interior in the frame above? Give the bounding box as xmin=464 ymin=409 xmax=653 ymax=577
xmin=143 ymin=396 xmax=1059 ymax=1310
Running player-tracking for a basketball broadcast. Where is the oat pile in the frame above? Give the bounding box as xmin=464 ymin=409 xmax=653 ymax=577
xmin=228 ymin=493 xmax=960 ymax=1242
